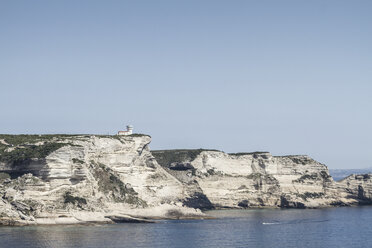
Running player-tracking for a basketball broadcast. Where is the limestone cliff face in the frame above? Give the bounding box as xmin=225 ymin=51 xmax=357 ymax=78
xmin=0 ymin=135 xmax=200 ymax=225
xmin=0 ymin=135 xmax=371 ymax=226
xmin=152 ymin=150 xmax=371 ymax=209
xmin=337 ymin=174 xmax=372 ymax=205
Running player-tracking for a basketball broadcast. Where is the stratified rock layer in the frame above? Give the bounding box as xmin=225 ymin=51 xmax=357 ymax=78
xmin=337 ymin=174 xmax=372 ymax=205
xmin=152 ymin=150 xmax=372 ymax=209
xmin=0 ymin=135 xmax=371 ymax=225
xmin=0 ymin=135 xmax=202 ymax=225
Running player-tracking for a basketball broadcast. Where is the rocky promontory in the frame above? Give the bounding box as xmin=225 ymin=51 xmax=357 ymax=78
xmin=0 ymin=134 xmax=371 ymax=225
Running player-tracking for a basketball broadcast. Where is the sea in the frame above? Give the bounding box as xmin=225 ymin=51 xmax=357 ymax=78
xmin=0 ymin=206 xmax=371 ymax=248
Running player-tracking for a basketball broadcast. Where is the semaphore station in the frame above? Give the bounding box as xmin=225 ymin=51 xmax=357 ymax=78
xmin=117 ymin=125 xmax=133 ymax=136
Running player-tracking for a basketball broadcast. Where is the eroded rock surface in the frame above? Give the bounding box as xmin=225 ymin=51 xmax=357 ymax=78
xmin=0 ymin=135 xmax=202 ymax=225
xmin=152 ymin=150 xmax=372 ymax=209
xmin=0 ymin=135 xmax=371 ymax=226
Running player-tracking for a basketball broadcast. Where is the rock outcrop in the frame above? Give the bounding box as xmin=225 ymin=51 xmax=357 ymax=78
xmin=0 ymin=135 xmax=202 ymax=225
xmin=337 ymin=174 xmax=372 ymax=205
xmin=152 ymin=149 xmax=372 ymax=209
xmin=0 ymin=135 xmax=371 ymax=226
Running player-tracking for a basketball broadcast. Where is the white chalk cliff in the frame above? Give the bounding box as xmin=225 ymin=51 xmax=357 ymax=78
xmin=0 ymin=135 xmax=371 ymax=225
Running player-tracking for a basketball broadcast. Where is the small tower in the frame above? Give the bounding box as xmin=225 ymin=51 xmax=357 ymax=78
xmin=126 ymin=125 xmax=133 ymax=135
xmin=118 ymin=124 xmax=134 ymax=136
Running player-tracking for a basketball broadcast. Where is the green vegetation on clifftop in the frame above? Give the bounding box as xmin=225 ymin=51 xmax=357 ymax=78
xmin=0 ymin=135 xmax=74 ymax=166
xmin=151 ymin=149 xmax=219 ymax=168
xmin=0 ymin=134 xmax=150 ymax=166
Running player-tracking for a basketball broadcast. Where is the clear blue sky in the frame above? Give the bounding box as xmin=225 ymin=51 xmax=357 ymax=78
xmin=1 ymin=0 xmax=371 ymax=169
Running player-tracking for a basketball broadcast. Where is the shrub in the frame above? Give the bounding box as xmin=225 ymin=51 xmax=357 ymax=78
xmin=72 ymin=158 xmax=84 ymax=164
xmin=64 ymin=192 xmax=87 ymax=205
xmin=0 ymin=172 xmax=10 ymax=180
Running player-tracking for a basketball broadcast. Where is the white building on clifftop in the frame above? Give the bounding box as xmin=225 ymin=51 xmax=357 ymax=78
xmin=118 ymin=125 xmax=133 ymax=136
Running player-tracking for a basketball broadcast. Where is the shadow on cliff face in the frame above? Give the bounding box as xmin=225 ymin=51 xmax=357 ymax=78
xmin=1 ymin=159 xmax=49 ymax=180
xmin=280 ymin=195 xmax=306 ymax=209
xmin=357 ymin=184 xmax=372 ymax=205
xmin=182 ymin=192 xmax=214 ymax=210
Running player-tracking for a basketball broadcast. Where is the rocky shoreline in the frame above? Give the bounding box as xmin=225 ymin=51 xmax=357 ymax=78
xmin=0 ymin=134 xmax=371 ymax=226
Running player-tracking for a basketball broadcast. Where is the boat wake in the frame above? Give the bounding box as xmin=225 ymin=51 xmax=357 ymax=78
xmin=262 ymin=219 xmax=329 ymax=225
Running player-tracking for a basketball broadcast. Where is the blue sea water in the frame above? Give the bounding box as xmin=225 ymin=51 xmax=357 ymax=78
xmin=0 ymin=207 xmax=371 ymax=248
